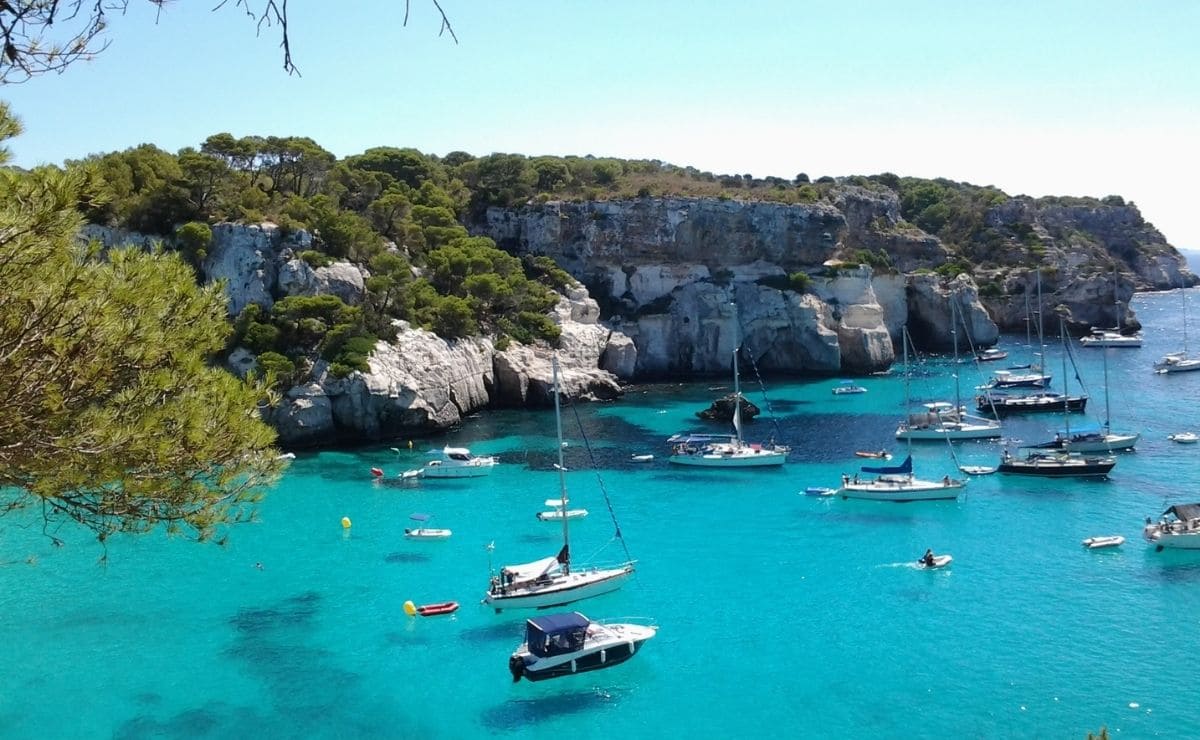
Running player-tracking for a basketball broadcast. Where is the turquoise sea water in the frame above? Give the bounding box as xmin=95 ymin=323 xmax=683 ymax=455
xmin=4 ymin=289 xmax=1200 ymax=739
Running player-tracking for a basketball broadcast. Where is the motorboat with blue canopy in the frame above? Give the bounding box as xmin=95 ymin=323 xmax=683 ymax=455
xmin=508 ymin=611 xmax=657 ymax=682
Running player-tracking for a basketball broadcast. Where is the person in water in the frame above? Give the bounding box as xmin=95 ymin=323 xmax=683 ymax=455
xmin=922 ymin=549 xmax=936 ymax=566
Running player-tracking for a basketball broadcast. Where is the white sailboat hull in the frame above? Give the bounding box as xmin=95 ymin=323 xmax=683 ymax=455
xmin=1144 ymin=526 xmax=1200 ymax=549
xmin=1058 ymin=432 xmax=1140 ymax=452
xmin=668 ymin=449 xmax=787 ymax=467
xmin=896 ymin=422 xmax=1002 ymax=440
xmin=484 ymin=566 xmax=634 ymax=611
xmin=840 ymin=476 xmax=964 ymax=502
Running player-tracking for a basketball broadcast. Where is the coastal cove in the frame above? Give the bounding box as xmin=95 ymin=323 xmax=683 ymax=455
xmin=3 ymin=288 xmax=1200 ymax=738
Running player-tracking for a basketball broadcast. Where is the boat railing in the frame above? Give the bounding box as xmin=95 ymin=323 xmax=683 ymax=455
xmin=594 ymin=616 xmax=659 ymax=629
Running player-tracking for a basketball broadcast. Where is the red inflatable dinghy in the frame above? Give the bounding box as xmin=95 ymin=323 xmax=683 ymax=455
xmin=416 ymin=601 xmax=459 ymax=617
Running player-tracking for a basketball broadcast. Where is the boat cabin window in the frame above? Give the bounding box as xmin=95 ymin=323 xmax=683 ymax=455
xmin=525 ymin=614 xmax=589 ymax=657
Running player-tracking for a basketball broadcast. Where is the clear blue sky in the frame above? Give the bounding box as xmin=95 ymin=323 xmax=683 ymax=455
xmin=3 ymin=0 xmax=1198 ymax=248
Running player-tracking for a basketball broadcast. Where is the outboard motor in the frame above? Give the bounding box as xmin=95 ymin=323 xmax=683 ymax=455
xmin=508 ymin=655 xmax=525 ymax=683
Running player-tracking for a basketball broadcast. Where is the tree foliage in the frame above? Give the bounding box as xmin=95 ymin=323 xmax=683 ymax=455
xmin=0 ymin=104 xmax=281 ymax=544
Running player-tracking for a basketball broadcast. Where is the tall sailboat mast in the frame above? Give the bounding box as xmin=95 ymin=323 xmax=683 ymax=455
xmin=951 ymin=297 xmax=961 ymax=412
xmin=903 ymin=326 xmax=914 ymax=461
xmin=1036 ymin=270 xmax=1046 ymax=374
xmin=731 ymin=304 xmax=743 ymax=446
xmin=1060 ymin=319 xmax=1071 ymax=442
xmin=552 ymin=357 xmax=571 ymax=573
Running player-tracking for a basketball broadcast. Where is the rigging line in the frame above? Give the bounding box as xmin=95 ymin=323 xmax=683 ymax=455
xmin=566 ymin=397 xmax=634 ymax=564
xmin=742 ymin=346 xmax=785 ymax=443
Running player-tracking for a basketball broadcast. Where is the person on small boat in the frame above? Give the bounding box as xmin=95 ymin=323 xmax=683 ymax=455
xmin=922 ymin=549 xmax=936 ymax=567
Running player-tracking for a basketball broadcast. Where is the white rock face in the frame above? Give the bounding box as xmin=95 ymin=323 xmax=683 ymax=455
xmin=270 ymin=382 xmax=333 ymax=446
xmin=626 ymin=264 xmax=711 ymax=306
xmin=870 ymin=274 xmax=908 ymax=338
xmin=276 ymin=258 xmax=366 ymax=305
xmin=201 ymin=223 xmax=281 ymax=316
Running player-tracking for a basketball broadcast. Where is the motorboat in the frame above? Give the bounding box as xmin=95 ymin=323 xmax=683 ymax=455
xmin=1143 ymin=504 xmax=1200 ymax=550
xmin=997 ymin=450 xmax=1115 ymax=478
xmin=404 ymin=513 xmax=452 ymax=539
xmin=669 ymin=306 xmax=787 ymax=468
xmin=1082 ymin=535 xmax=1125 ymax=549
xmin=959 ymin=465 xmax=997 ymax=475
xmin=917 ymin=554 xmax=953 ymax=569
xmin=421 ymin=446 xmax=499 ymax=478
xmin=508 ymin=612 xmax=657 ymax=683
xmin=975 ymin=391 xmax=1087 ymax=417
xmin=803 ymin=486 xmax=837 ymax=497
xmin=1168 ymin=432 xmax=1199 ymax=444
xmin=403 ymin=600 xmax=460 ymax=617
xmin=484 ymin=357 xmax=635 ymax=612
xmin=832 ymin=380 xmax=868 ymax=395
xmin=1080 ymin=330 xmax=1142 ymax=348
xmin=975 ymin=348 xmax=1008 ymax=362
xmin=536 ymin=499 xmax=589 ymax=521
xmin=855 ymin=450 xmax=892 ymax=459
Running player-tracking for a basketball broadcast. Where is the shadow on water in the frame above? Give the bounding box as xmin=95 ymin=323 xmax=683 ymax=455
xmin=517 ymin=532 xmax=557 ymax=546
xmin=458 ymin=621 xmax=524 ymax=645
xmin=384 ymin=552 xmax=432 ymax=564
xmin=383 ymin=631 xmax=433 ymax=647
xmin=1143 ymin=557 xmax=1200 ymax=583
xmin=229 ymin=591 xmax=320 ymax=635
xmin=480 ymin=688 xmax=625 ymax=733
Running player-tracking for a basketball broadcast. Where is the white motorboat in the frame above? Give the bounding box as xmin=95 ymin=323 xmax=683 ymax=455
xmin=1080 ymin=330 xmax=1142 ymax=348
xmin=1143 ymin=504 xmax=1200 ymax=550
xmin=631 ymin=454 xmax=655 ymax=462
xmin=1082 ymin=535 xmax=1125 ymax=549
xmin=404 ymin=513 xmax=452 ymax=539
xmin=975 ymin=348 xmax=1008 ymax=363
xmin=421 ymin=446 xmax=498 ymax=478
xmin=484 ymin=357 xmax=634 ymax=612
xmin=917 ymin=554 xmax=953 ymax=569
xmin=537 ymin=499 xmax=589 ymax=521
xmin=669 ymin=305 xmax=788 ymax=468
xmin=508 ymin=612 xmax=657 ymax=683
xmin=959 ymin=465 xmax=997 ymax=475
xmin=1168 ymin=432 xmax=1199 ymax=444
xmin=832 ymin=380 xmax=868 ymax=395
xmin=803 ymin=486 xmax=837 ymax=497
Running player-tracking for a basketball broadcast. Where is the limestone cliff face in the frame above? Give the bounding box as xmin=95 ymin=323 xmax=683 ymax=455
xmin=478 ymin=198 xmax=992 ymax=368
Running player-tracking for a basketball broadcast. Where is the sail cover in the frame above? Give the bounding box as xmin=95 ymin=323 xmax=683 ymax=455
xmin=501 ymin=556 xmax=561 ymax=582
xmin=1165 ymin=504 xmax=1200 ymax=522
xmin=861 ymin=455 xmax=913 ymax=475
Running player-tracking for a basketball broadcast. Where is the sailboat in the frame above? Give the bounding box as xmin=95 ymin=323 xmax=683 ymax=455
xmin=979 ymin=272 xmax=1052 ymax=390
xmin=668 ymin=305 xmax=788 ymax=467
xmin=977 ymin=271 xmax=1085 ymax=417
xmin=896 ymin=296 xmax=1001 ymax=441
xmin=483 ymin=357 xmax=634 ymax=612
xmin=1155 ymin=287 xmax=1200 ymax=374
xmin=1081 ymin=269 xmax=1142 ymax=348
xmin=1034 ymin=330 xmax=1139 ymax=452
xmin=999 ymin=320 xmax=1117 ymax=478
xmin=841 ymin=327 xmax=965 ymax=502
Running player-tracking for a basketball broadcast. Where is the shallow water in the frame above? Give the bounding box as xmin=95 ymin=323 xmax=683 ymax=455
xmin=2 ymin=289 xmax=1199 ymax=738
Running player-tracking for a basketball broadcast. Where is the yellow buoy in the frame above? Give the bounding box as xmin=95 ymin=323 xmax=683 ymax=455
xmin=341 ymin=516 xmax=352 ymax=529
xmin=403 ymin=600 xmax=417 ymax=617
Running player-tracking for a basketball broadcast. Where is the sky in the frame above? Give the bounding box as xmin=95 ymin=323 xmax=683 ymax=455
xmin=3 ymin=0 xmax=1198 ymax=248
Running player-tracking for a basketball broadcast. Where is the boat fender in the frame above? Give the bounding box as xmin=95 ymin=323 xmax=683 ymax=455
xmin=570 ymin=659 xmax=577 ymax=673
xmin=403 ymin=600 xmax=417 ymax=617
xmin=600 ymin=649 xmax=606 ymax=664
xmin=629 ymin=640 xmax=636 ymax=654
xmin=509 ymin=655 xmax=524 ymax=682
xmin=341 ymin=516 xmax=352 ymax=529
xmin=370 ymin=467 xmax=384 ymax=478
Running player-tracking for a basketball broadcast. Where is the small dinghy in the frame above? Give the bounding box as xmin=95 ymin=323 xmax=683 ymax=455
xmin=855 ymin=450 xmax=892 ymax=460
xmin=631 ymin=454 xmax=655 ymax=462
xmin=404 ymin=513 xmax=452 ymax=539
xmin=918 ymin=554 xmax=953 ymax=569
xmin=537 ymin=499 xmax=589 ymax=521
xmin=803 ymin=486 xmax=837 ymax=497
xmin=403 ymin=599 xmax=459 ymax=617
xmin=371 ymin=467 xmax=385 ymax=478
xmin=1168 ymin=432 xmax=1199 ymax=444
xmin=960 ymin=465 xmax=998 ymax=475
xmin=1082 ymin=535 xmax=1125 ymax=549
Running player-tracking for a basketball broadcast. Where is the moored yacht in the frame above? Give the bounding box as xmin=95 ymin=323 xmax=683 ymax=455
xmin=508 ymin=612 xmax=657 ymax=682
xmin=975 ymin=390 xmax=1087 ymax=417
xmin=1143 ymin=504 xmax=1200 ymax=550
xmin=421 ymin=446 xmax=498 ymax=478
xmin=839 ymin=455 xmax=965 ymax=502
xmin=1154 ymin=352 xmax=1200 ymax=374
xmin=1080 ymin=329 xmax=1142 ymax=348
xmin=997 ymin=449 xmax=1115 ymax=478
xmin=896 ymin=402 xmax=1002 ymax=440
